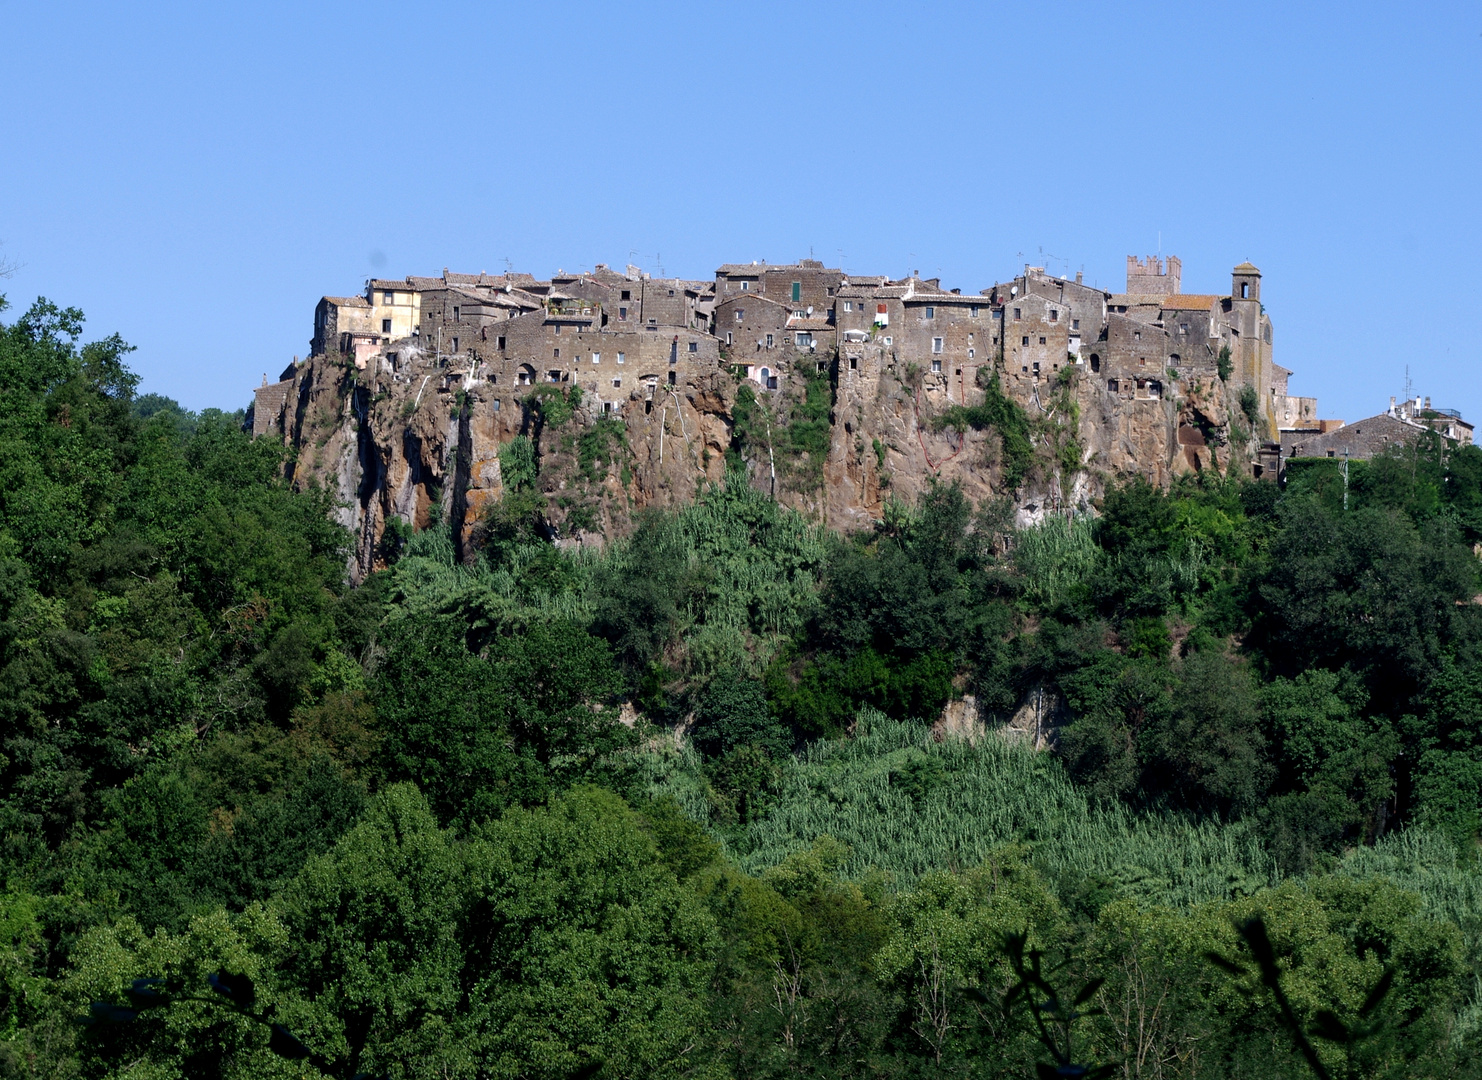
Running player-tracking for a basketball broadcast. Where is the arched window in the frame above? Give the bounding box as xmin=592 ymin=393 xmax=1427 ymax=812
xmin=1240 ymin=283 xmax=1249 ymax=298
xmin=1089 ymin=354 xmax=1101 ymax=373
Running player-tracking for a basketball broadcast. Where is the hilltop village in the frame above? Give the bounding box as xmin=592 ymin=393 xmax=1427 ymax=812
xmin=251 ymin=255 xmax=1471 ymax=575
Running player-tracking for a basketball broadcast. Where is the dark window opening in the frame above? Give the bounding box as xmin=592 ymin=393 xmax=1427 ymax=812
xmin=621 ymin=289 xmax=631 ymax=300
xmin=1089 ymin=353 xmax=1100 ymax=372
xmin=382 ymin=319 xmax=392 ymax=334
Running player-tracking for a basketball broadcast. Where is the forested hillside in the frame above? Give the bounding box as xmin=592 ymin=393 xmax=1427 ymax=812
xmin=3 ymin=295 xmax=1482 ymax=1078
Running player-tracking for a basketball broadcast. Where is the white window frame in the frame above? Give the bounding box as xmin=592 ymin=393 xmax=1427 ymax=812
xmin=932 ymin=337 xmax=944 ymax=354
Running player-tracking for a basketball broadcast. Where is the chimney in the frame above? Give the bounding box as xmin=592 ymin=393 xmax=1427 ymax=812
xmin=1075 ymin=271 xmax=1083 ymax=285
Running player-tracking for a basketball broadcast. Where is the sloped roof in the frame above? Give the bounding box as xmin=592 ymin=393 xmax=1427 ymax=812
xmin=1160 ymin=294 xmax=1223 ymax=310
xmin=324 ymin=295 xmax=369 ymax=307
xmin=1233 ymin=262 xmax=1261 ymax=273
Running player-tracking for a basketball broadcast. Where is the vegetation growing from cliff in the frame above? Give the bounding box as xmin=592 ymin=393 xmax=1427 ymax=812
xmin=1217 ymin=343 xmax=1234 ymax=381
xmin=729 ymin=361 xmax=835 ymax=491
xmin=932 ymin=371 xmax=1035 ymax=488
xmin=7 ymin=298 xmax=1482 ymax=1079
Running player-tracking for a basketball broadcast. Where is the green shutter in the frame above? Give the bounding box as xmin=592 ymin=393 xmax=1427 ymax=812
xmin=792 ymin=281 xmax=801 ymax=302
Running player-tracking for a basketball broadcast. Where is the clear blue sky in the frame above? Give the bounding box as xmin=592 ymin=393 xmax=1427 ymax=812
xmin=3 ymin=1 xmax=1478 ymax=422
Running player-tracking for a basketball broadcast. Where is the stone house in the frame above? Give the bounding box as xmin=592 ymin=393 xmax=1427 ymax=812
xmin=714 ymin=259 xmax=844 ymax=314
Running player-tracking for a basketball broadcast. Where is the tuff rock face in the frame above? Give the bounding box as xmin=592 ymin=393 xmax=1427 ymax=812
xmin=255 ymin=346 xmax=1255 ymax=580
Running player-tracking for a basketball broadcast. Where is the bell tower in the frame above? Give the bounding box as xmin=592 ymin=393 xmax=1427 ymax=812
xmin=1232 ymin=262 xmax=1261 ymax=302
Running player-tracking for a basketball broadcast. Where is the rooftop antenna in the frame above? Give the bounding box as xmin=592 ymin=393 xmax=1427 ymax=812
xmin=1403 ymin=364 xmax=1415 ymax=404
xmin=502 ymin=257 xmax=513 ymax=274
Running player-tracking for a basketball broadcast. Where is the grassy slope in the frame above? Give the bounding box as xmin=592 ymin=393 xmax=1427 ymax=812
xmin=643 ymin=713 xmax=1482 ymax=942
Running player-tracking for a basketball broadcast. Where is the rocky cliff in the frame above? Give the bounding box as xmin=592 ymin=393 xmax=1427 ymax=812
xmin=253 ymin=345 xmax=1254 ymax=580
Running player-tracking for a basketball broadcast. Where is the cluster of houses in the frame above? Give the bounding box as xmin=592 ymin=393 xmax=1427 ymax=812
xmin=255 ymin=254 xmax=1470 ymax=474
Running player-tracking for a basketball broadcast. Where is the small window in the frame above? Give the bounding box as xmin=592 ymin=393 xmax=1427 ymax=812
xmin=844 ymin=301 xmax=853 ymax=312
xmin=1033 ymin=362 xmax=1040 ymax=372
xmin=617 ymin=352 xmax=625 ymax=364
xmin=383 ymin=291 xmax=394 ymax=304
xmin=452 ymin=337 xmax=458 ymax=353
xmin=492 ymin=398 xmax=501 ymax=411
xmin=619 ymin=306 xmax=627 ymax=320
xmin=1241 ymin=283 xmax=1249 ymax=298
xmin=725 ymin=332 xmax=732 ymax=346
xmin=791 ymin=281 xmax=801 ymax=302
xmin=766 ymin=333 xmax=774 ymax=347
xmin=1134 ymin=330 xmax=1141 ymax=341
xmin=1327 ymin=450 xmax=1335 ymax=458
xmin=968 ymin=348 xmax=975 ymax=359
xmin=970 ymin=305 xmax=980 ymax=317
xmin=1072 ymin=318 xmax=1080 ymax=330
xmin=1013 ymin=307 xmax=1021 ymax=320
xmin=1108 ymin=379 xmax=1119 ymax=391
xmin=931 ymin=359 xmax=942 ymax=372
xmin=849 ymin=356 xmax=857 ymax=369
xmin=497 ymin=336 xmax=506 ymax=350
xmin=796 ymin=332 xmax=814 ymax=347
xmin=548 ymin=370 xmax=561 ymax=382
xmin=688 ymin=341 xmax=698 ymax=353
xmin=382 ymin=319 xmax=392 ymax=334
xmin=592 ymin=352 xmax=601 ymax=364
xmin=613 ymin=378 xmax=622 ymax=387
xmin=735 ymin=309 xmax=744 ymax=322
xmin=621 ymin=290 xmax=631 ymax=300
xmin=1049 ymin=309 xmax=1058 ymax=321
xmin=1090 ymin=354 xmax=1101 ymax=372
xmin=667 ymin=289 xmax=674 ymax=296
xmin=668 ymin=370 xmax=677 ymax=385
xmin=1022 ymin=336 xmax=1029 ymax=346
xmin=932 ymin=337 xmax=944 ymax=354
xmin=741 ymin=281 xmax=750 ymax=291
xmin=1039 ymin=336 xmax=1046 ymax=345
xmin=883 ymin=336 xmax=892 ymax=345
xmin=553 ymin=348 xmax=559 ymax=359
xmin=925 ymin=306 xmax=935 ymax=318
